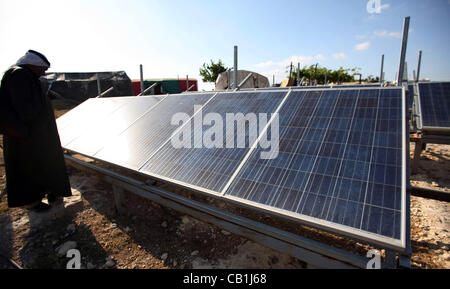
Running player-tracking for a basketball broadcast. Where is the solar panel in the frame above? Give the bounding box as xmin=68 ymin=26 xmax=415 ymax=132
xmin=57 ymin=87 xmax=407 ymax=250
xmin=57 ymin=97 xmax=127 ymax=146
xmin=139 ymin=91 xmax=288 ymax=193
xmin=224 ymin=87 xmax=406 ymax=250
xmin=93 ymin=93 xmax=216 ymax=170
xmin=417 ymin=82 xmax=450 ymax=130
xmin=65 ymin=95 xmax=164 ymax=156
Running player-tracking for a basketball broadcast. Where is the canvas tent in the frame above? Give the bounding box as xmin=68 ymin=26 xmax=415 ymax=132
xmin=41 ymin=71 xmax=133 ymax=103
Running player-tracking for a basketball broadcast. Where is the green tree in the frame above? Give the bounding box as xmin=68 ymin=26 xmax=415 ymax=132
xmin=199 ymin=59 xmax=228 ymax=83
xmin=291 ymin=65 xmax=363 ymax=85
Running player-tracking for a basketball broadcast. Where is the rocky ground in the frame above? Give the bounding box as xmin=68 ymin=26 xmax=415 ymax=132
xmin=0 ymin=136 xmax=449 ymax=269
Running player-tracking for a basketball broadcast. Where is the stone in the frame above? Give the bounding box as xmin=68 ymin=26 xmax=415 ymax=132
xmin=221 ymin=230 xmax=231 ymax=236
xmin=66 ymin=224 xmax=76 ymax=233
xmin=161 ymin=253 xmax=168 ymax=261
xmin=173 ymin=260 xmax=178 ymax=267
xmin=87 ymin=262 xmax=95 ymax=269
xmin=56 ymin=241 xmax=77 ymax=257
xmin=123 ymin=226 xmax=132 ymax=233
xmin=161 ymin=221 xmax=168 ymax=228
xmin=191 ymin=250 xmax=199 ymax=256
xmin=105 ymin=259 xmax=115 ymax=268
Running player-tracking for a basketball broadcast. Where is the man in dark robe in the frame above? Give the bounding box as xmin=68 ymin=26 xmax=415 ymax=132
xmin=1 ymin=50 xmax=71 ymax=212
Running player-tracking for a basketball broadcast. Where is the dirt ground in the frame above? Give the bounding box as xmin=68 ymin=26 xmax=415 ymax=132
xmin=0 ymin=135 xmax=449 ymax=269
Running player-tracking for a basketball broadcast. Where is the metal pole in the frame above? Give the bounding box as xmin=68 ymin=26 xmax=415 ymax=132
xmin=96 ymin=73 xmax=102 ymax=96
xmin=186 ymin=84 xmax=195 ymax=92
xmin=228 ymin=69 xmax=231 ymax=90
xmin=413 ymin=70 xmax=416 ymax=83
xmin=297 ymin=62 xmax=301 ymax=87
xmin=236 ymin=73 xmax=253 ymax=91
xmin=96 ymin=86 xmax=114 ymax=98
xmin=273 ymin=74 xmax=275 ymax=87
xmin=380 ymin=54 xmax=385 ymax=84
xmin=186 ymin=75 xmax=189 ymax=93
xmin=324 ymin=70 xmax=328 ymax=85
xmin=138 ymin=83 xmax=158 ymax=96
xmin=403 ymin=61 xmax=409 ymax=82
xmin=140 ymin=64 xmax=144 ymax=95
xmin=234 ymin=46 xmax=238 ymax=89
xmin=416 ymin=50 xmax=422 ymax=82
xmin=397 ymin=16 xmax=410 ymax=86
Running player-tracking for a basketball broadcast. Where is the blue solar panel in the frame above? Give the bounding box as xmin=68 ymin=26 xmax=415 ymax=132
xmin=57 ymin=87 xmax=406 ymax=250
xmin=139 ymin=91 xmax=288 ymax=193
xmin=418 ymin=82 xmax=450 ymax=129
xmin=224 ymin=88 xmax=405 ymax=247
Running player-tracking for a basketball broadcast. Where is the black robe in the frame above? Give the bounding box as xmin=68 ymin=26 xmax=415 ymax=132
xmin=1 ymin=65 xmax=71 ymax=207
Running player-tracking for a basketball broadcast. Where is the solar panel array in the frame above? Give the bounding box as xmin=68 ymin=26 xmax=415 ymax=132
xmin=57 ymin=86 xmax=406 ymax=250
xmin=225 ymin=88 xmax=404 ymax=243
xmin=416 ymin=82 xmax=450 ymax=130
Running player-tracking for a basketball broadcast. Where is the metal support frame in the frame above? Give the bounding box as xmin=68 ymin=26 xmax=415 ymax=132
xmin=138 ymin=83 xmax=157 ymax=96
xmin=397 ymin=17 xmax=410 ymax=86
xmin=96 ymin=73 xmax=102 ymax=96
xmin=64 ymin=154 xmax=408 ymax=269
xmin=410 ymin=134 xmax=450 ymax=175
xmin=234 ymin=46 xmax=238 ymax=90
xmin=380 ymin=54 xmax=385 ymax=84
xmin=186 ymin=84 xmax=195 ymax=92
xmin=235 ymin=73 xmax=253 ymax=91
xmin=416 ymin=50 xmax=422 ymax=82
xmin=186 ymin=75 xmax=189 ymax=93
xmin=140 ymin=64 xmax=144 ymax=94
xmin=96 ymin=87 xmax=114 ymax=98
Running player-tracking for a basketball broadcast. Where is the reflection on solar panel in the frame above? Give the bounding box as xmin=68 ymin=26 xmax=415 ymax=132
xmin=140 ymin=91 xmax=287 ymax=193
xmin=224 ymin=88 xmax=405 ymax=249
xmin=58 ymin=87 xmax=406 ymax=250
xmin=417 ymin=82 xmax=450 ymax=129
xmin=67 ymin=96 xmax=164 ymax=156
xmin=57 ymin=97 xmax=127 ymax=146
xmin=94 ymin=93 xmax=216 ymax=170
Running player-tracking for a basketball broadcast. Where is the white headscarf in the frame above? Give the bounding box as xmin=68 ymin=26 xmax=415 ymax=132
xmin=15 ymin=50 xmax=50 ymax=68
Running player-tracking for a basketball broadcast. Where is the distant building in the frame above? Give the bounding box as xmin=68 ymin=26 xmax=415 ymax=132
xmin=131 ymin=78 xmax=198 ymax=95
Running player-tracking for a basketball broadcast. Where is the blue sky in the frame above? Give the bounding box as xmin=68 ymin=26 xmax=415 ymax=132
xmin=1 ymin=0 xmax=449 ymax=90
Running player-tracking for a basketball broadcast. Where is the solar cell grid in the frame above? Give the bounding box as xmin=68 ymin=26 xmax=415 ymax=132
xmin=225 ymin=87 xmax=405 ymax=246
xmin=418 ymin=82 xmax=450 ymax=129
xmin=139 ymin=91 xmax=288 ymax=193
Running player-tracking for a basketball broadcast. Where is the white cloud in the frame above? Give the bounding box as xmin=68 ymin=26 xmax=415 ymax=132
xmin=333 ymin=53 xmax=348 ymax=60
xmin=256 ymin=54 xmax=324 ymax=69
xmin=355 ymin=41 xmax=371 ymax=51
xmin=374 ymin=30 xmax=401 ymax=38
xmin=355 ymin=32 xmax=369 ymax=39
xmin=315 ymin=54 xmax=326 ymax=61
xmin=380 ymin=4 xmax=390 ymax=11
